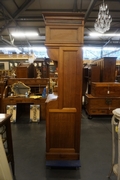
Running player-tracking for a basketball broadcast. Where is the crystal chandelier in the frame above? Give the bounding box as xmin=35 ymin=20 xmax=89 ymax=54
xmin=94 ymin=0 xmax=112 ymax=34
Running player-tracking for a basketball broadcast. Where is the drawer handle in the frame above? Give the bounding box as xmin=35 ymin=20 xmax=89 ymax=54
xmin=105 ymin=99 xmax=112 ymax=105
xmin=101 ymin=110 xmax=105 ymax=113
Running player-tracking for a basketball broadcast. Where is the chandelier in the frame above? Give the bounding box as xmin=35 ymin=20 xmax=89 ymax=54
xmin=94 ymin=0 xmax=112 ymax=34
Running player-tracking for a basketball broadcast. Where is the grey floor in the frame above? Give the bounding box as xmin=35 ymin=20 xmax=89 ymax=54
xmin=11 ymin=109 xmax=118 ymax=180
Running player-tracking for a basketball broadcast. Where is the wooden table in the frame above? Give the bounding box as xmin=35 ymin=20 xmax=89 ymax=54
xmin=2 ymin=97 xmax=46 ymax=121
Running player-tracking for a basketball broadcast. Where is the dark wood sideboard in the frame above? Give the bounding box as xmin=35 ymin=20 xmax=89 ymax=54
xmin=85 ymin=82 xmax=120 ymax=118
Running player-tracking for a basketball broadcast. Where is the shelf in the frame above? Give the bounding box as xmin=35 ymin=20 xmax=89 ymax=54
xmin=0 ymin=54 xmax=34 ymax=60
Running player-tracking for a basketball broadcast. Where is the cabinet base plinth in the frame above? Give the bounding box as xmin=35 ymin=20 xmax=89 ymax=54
xmin=46 ymin=160 xmax=81 ymax=168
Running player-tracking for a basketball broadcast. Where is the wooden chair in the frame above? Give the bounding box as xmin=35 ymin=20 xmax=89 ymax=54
xmin=0 ymin=135 xmax=13 ymax=180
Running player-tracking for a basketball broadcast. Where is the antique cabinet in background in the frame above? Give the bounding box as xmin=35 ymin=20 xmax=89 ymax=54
xmin=92 ymin=57 xmax=117 ymax=82
xmin=0 ymin=81 xmax=6 ymax=112
xmin=16 ymin=63 xmax=36 ymax=78
xmin=85 ymin=82 xmax=120 ymax=118
xmin=83 ymin=65 xmax=100 ymax=95
xmin=43 ymin=12 xmax=84 ymax=166
xmin=34 ymin=59 xmax=49 ymax=78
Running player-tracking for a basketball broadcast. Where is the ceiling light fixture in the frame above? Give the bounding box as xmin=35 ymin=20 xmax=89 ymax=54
xmin=89 ymin=33 xmax=120 ymax=37
xmin=11 ymin=32 xmax=38 ymax=37
xmin=94 ymin=0 xmax=112 ymax=34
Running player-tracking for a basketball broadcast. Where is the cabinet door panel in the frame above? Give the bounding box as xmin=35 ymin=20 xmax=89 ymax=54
xmin=46 ymin=108 xmax=79 ymax=160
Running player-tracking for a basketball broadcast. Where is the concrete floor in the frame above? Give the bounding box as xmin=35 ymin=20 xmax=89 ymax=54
xmin=11 ymin=110 xmax=117 ymax=180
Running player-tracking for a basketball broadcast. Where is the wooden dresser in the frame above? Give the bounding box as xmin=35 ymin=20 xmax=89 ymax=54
xmin=43 ymin=12 xmax=84 ymax=165
xmin=85 ymin=82 xmax=120 ymax=118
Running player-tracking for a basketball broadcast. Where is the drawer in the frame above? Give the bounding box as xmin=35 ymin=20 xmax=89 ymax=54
xmin=89 ymin=109 xmax=108 ymax=115
xmin=87 ymin=108 xmax=114 ymax=115
xmin=8 ymin=98 xmax=16 ymax=104
xmin=87 ymin=98 xmax=107 ymax=108
xmin=85 ymin=95 xmax=120 ymax=116
xmin=86 ymin=97 xmax=120 ymax=109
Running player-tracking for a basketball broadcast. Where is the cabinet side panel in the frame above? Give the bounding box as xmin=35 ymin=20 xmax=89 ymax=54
xmin=103 ymin=57 xmax=116 ymax=82
xmin=59 ymin=47 xmax=82 ymax=109
xmin=63 ymin=51 xmax=77 ymax=107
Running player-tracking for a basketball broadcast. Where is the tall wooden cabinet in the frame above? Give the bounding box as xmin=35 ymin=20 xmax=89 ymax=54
xmin=83 ymin=65 xmax=100 ymax=94
xmin=43 ymin=12 xmax=84 ymax=165
xmin=84 ymin=57 xmax=119 ymax=117
xmin=92 ymin=57 xmax=117 ymax=82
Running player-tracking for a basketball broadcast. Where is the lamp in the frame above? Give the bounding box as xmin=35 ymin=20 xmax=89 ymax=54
xmin=11 ymin=32 xmax=38 ymax=37
xmin=94 ymin=0 xmax=112 ymax=34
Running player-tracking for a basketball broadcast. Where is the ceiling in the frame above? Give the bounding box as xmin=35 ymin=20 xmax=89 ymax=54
xmin=0 ymin=0 xmax=120 ymax=50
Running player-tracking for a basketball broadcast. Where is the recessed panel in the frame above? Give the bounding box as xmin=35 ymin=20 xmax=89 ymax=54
xmin=49 ymin=112 xmax=76 ymax=149
xmin=46 ymin=26 xmax=83 ymax=43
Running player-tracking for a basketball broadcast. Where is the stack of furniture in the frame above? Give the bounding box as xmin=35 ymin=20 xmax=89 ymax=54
xmin=84 ymin=57 xmax=119 ymax=118
xmin=83 ymin=57 xmax=117 ymax=95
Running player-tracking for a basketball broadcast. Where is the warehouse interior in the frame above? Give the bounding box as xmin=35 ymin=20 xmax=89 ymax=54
xmin=0 ymin=1 xmax=120 ymax=180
